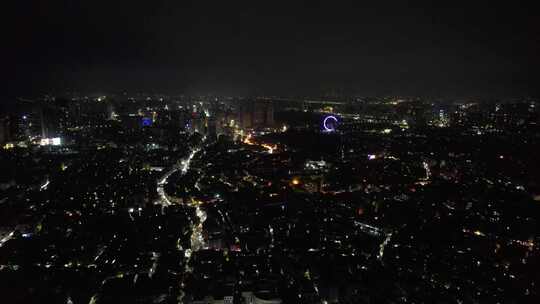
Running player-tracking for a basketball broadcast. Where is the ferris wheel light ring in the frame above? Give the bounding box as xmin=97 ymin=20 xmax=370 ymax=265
xmin=323 ymin=115 xmax=338 ymax=131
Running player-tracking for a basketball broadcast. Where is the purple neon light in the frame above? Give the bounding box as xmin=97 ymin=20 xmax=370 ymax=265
xmin=323 ymin=115 xmax=338 ymax=131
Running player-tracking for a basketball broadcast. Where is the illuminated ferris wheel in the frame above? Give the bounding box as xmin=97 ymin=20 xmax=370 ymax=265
xmin=323 ymin=115 xmax=338 ymax=132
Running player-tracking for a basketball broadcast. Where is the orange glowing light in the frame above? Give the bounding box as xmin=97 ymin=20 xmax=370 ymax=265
xmin=243 ymin=134 xmax=254 ymax=145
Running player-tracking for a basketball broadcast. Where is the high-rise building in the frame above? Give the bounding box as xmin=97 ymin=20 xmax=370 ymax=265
xmin=0 ymin=116 xmax=12 ymax=145
xmin=207 ymin=116 xmax=217 ymax=141
xmin=238 ymin=99 xmax=274 ymax=130
xmin=406 ymin=102 xmax=428 ymax=127
xmin=39 ymin=105 xmax=63 ymax=139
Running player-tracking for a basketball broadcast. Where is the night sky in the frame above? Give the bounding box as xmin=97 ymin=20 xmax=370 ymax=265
xmin=4 ymin=1 xmax=540 ymax=97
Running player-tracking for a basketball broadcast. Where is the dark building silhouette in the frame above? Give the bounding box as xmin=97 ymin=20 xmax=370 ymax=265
xmin=238 ymin=99 xmax=274 ymax=129
xmin=0 ymin=115 xmax=13 ymax=144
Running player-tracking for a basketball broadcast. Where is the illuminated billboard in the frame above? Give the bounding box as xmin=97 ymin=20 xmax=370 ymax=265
xmin=142 ymin=117 xmax=152 ymax=127
xmin=40 ymin=138 xmax=62 ymax=146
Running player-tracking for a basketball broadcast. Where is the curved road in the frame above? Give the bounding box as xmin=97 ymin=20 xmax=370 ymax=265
xmin=154 ymin=143 xmax=207 ymax=304
xmin=156 ymin=148 xmax=200 ymax=206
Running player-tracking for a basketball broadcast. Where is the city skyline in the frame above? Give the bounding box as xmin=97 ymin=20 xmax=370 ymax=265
xmin=1 ymin=2 xmax=539 ymax=303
